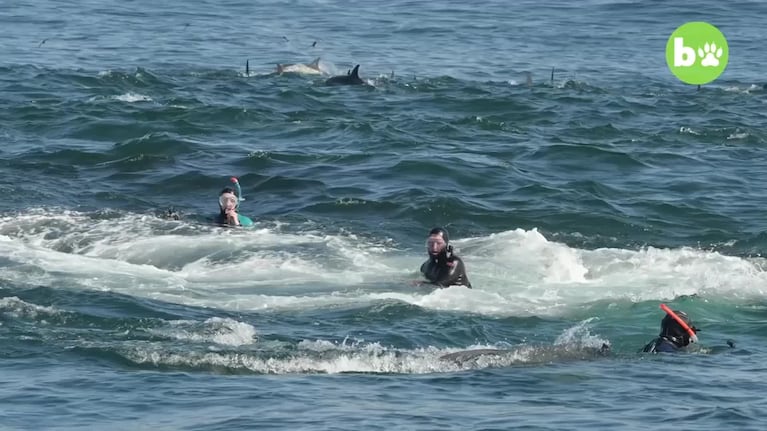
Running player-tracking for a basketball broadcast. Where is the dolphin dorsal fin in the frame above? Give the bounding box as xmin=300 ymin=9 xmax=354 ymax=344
xmin=309 ymin=57 xmax=320 ymax=68
xmin=276 ymin=63 xmax=284 ymax=74
xmin=350 ymin=65 xmax=360 ymax=79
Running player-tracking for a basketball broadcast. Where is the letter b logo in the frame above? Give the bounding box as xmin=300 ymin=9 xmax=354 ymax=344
xmin=673 ymin=37 xmax=695 ymax=67
xmin=666 ymin=22 xmax=729 ymax=85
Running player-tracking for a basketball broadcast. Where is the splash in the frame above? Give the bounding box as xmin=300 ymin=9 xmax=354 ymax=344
xmin=1 ymin=210 xmax=766 ymax=319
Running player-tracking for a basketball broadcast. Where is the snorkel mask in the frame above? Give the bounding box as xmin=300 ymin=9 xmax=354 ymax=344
xmin=219 ymin=192 xmax=238 ymax=211
xmin=219 ymin=177 xmax=245 ymax=211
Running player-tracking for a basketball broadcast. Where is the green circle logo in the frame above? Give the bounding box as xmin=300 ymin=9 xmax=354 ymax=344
xmin=666 ymin=21 xmax=729 ymax=85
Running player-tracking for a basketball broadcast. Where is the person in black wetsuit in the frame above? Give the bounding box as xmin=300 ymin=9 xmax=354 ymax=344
xmin=419 ymin=227 xmax=472 ymax=288
xmin=641 ymin=309 xmax=699 ymax=353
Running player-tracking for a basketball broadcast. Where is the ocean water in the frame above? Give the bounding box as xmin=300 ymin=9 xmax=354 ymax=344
xmin=2 ymin=0 xmax=767 ymax=429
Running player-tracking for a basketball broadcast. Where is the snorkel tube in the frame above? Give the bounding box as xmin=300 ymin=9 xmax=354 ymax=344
xmin=660 ymin=303 xmax=699 ymax=343
xmin=230 ymin=177 xmax=244 ymax=210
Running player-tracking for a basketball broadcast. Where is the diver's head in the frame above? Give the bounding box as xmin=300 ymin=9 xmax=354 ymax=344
xmin=219 ymin=187 xmax=238 ymax=212
xmin=426 ymin=227 xmax=450 ymax=257
xmin=660 ymin=310 xmax=697 ymax=347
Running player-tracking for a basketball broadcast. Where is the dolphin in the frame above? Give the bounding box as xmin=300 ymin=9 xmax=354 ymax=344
xmin=275 ymin=57 xmax=323 ymax=75
xmin=325 ymin=64 xmax=366 ymax=86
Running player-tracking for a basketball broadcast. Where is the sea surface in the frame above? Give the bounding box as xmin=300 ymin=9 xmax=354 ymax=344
xmin=2 ymin=0 xmax=767 ymax=429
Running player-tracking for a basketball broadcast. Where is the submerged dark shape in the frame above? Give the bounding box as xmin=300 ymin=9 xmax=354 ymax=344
xmin=439 ymin=343 xmax=611 ymax=365
xmin=325 ymin=64 xmax=366 ymax=86
xmin=439 ymin=349 xmax=506 ymax=363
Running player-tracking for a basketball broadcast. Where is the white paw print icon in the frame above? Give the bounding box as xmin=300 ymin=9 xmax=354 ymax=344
xmin=698 ymin=42 xmax=723 ymax=67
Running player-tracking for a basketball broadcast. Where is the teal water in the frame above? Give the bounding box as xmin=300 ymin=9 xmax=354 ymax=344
xmin=2 ymin=0 xmax=767 ymax=429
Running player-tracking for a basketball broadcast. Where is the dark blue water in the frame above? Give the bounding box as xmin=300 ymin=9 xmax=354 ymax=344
xmin=2 ymin=0 xmax=767 ymax=429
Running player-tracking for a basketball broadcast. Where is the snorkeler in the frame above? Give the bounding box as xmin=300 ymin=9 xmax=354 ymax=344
xmin=213 ymin=177 xmax=253 ymax=227
xmin=641 ymin=306 xmax=699 ymax=353
xmin=419 ymin=227 xmax=472 ymax=288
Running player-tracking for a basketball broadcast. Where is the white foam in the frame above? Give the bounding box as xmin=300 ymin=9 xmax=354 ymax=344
xmin=120 ymin=320 xmax=608 ymax=374
xmin=148 ymin=317 xmax=258 ymax=346
xmin=723 ymin=84 xmax=763 ymax=94
xmin=0 ymin=296 xmax=63 ymax=319
xmin=2 ymin=209 xmax=767 ymax=318
xmin=553 ymin=318 xmax=609 ymax=348
xmin=727 ymin=132 xmax=749 ymax=140
xmin=120 ymin=341 xmax=489 ymax=374
xmin=113 ymin=93 xmax=152 ymax=103
xmin=679 ymin=126 xmax=701 ymax=135
xmin=277 ymin=64 xmax=323 ymax=75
